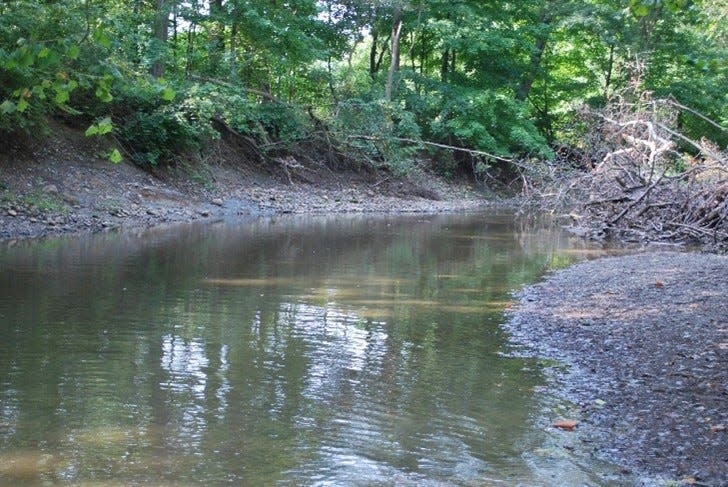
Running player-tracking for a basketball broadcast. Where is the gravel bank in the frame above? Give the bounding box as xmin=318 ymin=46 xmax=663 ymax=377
xmin=505 ymin=252 xmax=728 ymax=486
xmin=0 ymin=124 xmax=489 ymax=243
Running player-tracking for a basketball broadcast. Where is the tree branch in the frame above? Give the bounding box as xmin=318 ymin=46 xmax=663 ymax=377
xmin=346 ymin=135 xmax=514 ymax=163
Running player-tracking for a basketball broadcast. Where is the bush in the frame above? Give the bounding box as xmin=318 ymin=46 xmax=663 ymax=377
xmin=113 ymin=81 xmax=217 ymax=166
xmin=332 ymin=98 xmax=422 ymax=175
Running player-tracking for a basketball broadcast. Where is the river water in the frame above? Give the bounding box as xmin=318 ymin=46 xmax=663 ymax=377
xmin=0 ymin=213 xmax=622 ymax=485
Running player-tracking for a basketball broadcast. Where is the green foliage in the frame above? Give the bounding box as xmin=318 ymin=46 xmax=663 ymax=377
xmin=113 ymin=81 xmax=217 ymax=166
xmin=333 ymin=98 xmax=422 ymax=175
xmin=1 ymin=0 xmax=725 ymax=180
xmin=0 ymin=0 xmax=118 ymax=135
xmin=427 ymin=87 xmax=552 ymax=159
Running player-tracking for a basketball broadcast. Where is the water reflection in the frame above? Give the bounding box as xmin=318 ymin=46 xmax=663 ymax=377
xmin=0 ymin=213 xmax=617 ymax=485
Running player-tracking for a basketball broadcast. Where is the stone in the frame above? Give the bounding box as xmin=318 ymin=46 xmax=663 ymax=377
xmin=43 ymin=184 xmax=59 ymax=194
xmin=7 ymin=209 xmax=17 ymax=217
xmin=211 ymin=198 xmax=224 ymax=206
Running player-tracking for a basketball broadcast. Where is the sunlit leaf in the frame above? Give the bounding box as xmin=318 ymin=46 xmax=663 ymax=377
xmin=96 ymin=116 xmax=113 ymax=135
xmin=161 ymin=87 xmax=176 ymax=101
xmin=54 ymin=89 xmax=69 ymax=105
xmin=67 ymin=45 xmax=80 ymax=60
xmin=107 ymin=148 xmax=122 ymax=163
xmin=93 ymin=29 xmax=112 ymax=49
xmin=16 ymin=98 xmax=29 ymax=112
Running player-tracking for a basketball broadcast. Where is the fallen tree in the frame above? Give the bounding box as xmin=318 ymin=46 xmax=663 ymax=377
xmin=520 ymin=79 xmax=728 ymax=251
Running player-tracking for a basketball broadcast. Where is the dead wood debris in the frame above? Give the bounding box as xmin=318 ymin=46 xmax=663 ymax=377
xmin=519 ymin=85 xmax=727 ymax=252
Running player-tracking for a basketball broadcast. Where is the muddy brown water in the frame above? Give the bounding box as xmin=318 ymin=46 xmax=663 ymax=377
xmin=0 ymin=213 xmax=625 ymax=485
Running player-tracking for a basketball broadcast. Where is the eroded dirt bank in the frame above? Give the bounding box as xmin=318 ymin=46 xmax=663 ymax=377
xmin=505 ymin=252 xmax=728 ymax=486
xmin=0 ymin=124 xmax=488 ymax=243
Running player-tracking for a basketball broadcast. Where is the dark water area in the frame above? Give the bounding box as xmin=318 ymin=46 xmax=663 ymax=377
xmin=0 ymin=213 xmax=622 ymax=485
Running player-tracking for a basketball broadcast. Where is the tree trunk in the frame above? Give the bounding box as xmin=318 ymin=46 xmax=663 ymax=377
xmin=385 ymin=7 xmax=403 ymax=102
xmin=185 ymin=22 xmax=196 ymax=76
xmin=516 ymin=7 xmax=550 ymax=101
xmin=604 ymin=43 xmax=615 ymax=100
xmin=171 ymin=3 xmax=177 ymax=75
xmin=370 ymin=30 xmax=379 ymax=79
xmin=151 ymin=0 xmax=169 ymax=78
xmin=440 ymin=48 xmax=449 ymax=82
xmin=210 ymin=0 xmax=225 ymax=52
xmin=230 ymin=21 xmax=238 ymax=72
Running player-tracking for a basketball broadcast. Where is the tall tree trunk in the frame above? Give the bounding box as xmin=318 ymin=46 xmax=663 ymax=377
xmin=440 ymin=48 xmax=449 ymax=82
xmin=151 ymin=0 xmax=169 ymax=78
xmin=603 ymin=43 xmax=615 ymax=100
xmin=211 ymin=0 xmax=225 ymax=52
xmin=185 ymin=22 xmax=196 ymax=76
xmin=385 ymin=7 xmax=403 ymax=102
xmin=230 ymin=21 xmax=238 ymax=73
xmin=171 ymin=3 xmax=178 ymax=75
xmin=516 ymin=7 xmax=550 ymax=101
xmin=370 ymin=30 xmax=379 ymax=80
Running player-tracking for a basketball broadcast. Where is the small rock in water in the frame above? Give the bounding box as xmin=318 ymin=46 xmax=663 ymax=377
xmin=211 ymin=198 xmax=224 ymax=206
xmin=7 ymin=209 xmax=17 ymax=217
xmin=199 ymin=209 xmax=211 ymax=217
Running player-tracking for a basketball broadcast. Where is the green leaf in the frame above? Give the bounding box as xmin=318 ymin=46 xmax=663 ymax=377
xmin=93 ymin=29 xmax=112 ymax=49
xmin=86 ymin=117 xmax=114 ymax=137
xmin=107 ymin=148 xmax=122 ymax=163
xmin=0 ymin=100 xmax=16 ymax=114
xmin=57 ymin=104 xmax=81 ymax=115
xmin=16 ymin=99 xmax=29 ymax=113
xmin=54 ymin=89 xmax=69 ymax=105
xmin=32 ymin=86 xmax=46 ymax=100
xmin=161 ymin=87 xmax=176 ymax=101
xmin=19 ymin=50 xmax=34 ymax=67
xmin=96 ymin=116 xmax=113 ymax=135
xmin=67 ymin=45 xmax=80 ymax=60
xmin=95 ymin=86 xmax=113 ymax=102
xmin=629 ymin=0 xmax=650 ymax=18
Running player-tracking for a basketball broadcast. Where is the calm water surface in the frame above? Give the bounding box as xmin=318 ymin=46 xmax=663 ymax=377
xmin=0 ymin=213 xmax=619 ymax=485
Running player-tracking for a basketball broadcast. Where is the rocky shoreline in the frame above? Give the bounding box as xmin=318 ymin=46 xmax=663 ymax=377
xmin=0 ymin=125 xmax=488 ymax=243
xmin=505 ymin=252 xmax=728 ymax=486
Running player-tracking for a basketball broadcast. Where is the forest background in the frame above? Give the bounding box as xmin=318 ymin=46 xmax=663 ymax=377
xmin=0 ymin=0 xmax=726 ymax=185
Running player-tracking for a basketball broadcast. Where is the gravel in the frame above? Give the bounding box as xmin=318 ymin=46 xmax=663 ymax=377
xmin=505 ymin=251 xmax=728 ymax=486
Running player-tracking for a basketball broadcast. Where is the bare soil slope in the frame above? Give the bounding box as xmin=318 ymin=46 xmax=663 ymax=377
xmin=1 ymin=122 xmax=487 ymax=242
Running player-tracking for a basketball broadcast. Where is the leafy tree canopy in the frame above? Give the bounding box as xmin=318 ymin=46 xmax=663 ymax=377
xmin=0 ymin=0 xmax=725 ymax=173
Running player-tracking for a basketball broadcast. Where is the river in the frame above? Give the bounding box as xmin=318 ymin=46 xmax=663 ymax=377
xmin=0 ymin=212 xmax=623 ymax=485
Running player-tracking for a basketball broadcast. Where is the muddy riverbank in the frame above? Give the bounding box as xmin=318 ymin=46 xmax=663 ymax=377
xmin=505 ymin=251 xmax=728 ymax=486
xmin=0 ymin=123 xmax=489 ymax=243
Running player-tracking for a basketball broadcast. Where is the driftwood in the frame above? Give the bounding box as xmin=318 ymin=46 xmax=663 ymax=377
xmin=519 ymin=82 xmax=728 ymax=251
